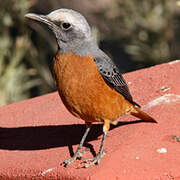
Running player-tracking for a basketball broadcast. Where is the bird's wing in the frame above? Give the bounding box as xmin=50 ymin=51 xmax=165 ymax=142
xmin=94 ymin=55 xmax=140 ymax=107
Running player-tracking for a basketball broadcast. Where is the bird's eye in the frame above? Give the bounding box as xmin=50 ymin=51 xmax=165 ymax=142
xmin=61 ymin=22 xmax=72 ymax=30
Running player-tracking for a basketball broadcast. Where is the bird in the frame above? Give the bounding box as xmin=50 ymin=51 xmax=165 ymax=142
xmin=25 ymin=9 xmax=157 ymax=168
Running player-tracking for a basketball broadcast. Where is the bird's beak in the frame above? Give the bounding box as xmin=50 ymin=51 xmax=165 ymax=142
xmin=25 ymin=13 xmax=57 ymax=29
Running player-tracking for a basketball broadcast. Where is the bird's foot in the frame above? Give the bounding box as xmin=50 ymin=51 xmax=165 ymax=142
xmin=61 ymin=148 xmax=87 ymax=167
xmin=81 ymin=150 xmax=106 ymax=168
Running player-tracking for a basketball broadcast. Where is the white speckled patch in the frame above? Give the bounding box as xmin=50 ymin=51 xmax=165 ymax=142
xmin=157 ymin=148 xmax=167 ymax=154
xmin=41 ymin=168 xmax=55 ymax=176
xmin=168 ymin=60 xmax=180 ymax=65
xmin=145 ymin=94 xmax=180 ymax=109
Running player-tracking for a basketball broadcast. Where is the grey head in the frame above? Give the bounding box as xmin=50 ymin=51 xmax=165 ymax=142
xmin=25 ymin=8 xmax=98 ymax=56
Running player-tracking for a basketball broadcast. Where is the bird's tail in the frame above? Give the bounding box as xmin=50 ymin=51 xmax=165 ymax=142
xmin=130 ymin=106 xmax=157 ymax=123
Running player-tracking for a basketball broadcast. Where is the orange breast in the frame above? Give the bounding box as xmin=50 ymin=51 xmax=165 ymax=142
xmin=53 ymin=53 xmax=132 ymax=123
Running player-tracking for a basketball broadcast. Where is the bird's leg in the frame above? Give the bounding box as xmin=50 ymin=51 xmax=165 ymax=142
xmin=82 ymin=120 xmax=109 ymax=168
xmin=61 ymin=122 xmax=92 ymax=167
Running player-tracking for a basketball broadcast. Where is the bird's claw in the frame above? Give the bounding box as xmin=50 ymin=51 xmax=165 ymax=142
xmin=60 ymin=159 xmax=72 ymax=167
xmin=61 ymin=148 xmax=88 ymax=167
xmin=81 ymin=150 xmax=106 ymax=168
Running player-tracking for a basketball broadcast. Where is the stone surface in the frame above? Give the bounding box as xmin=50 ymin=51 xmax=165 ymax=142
xmin=0 ymin=60 xmax=180 ymax=180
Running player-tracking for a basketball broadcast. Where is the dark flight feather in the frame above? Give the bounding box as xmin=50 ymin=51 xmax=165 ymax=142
xmin=94 ymin=55 xmax=141 ymax=108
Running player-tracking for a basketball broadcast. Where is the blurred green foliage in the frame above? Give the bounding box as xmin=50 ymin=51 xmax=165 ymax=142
xmin=0 ymin=0 xmax=180 ymax=106
xmin=0 ymin=0 xmax=55 ymax=106
xmin=95 ymin=0 xmax=177 ymax=66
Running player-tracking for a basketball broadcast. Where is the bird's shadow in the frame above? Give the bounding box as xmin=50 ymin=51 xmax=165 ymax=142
xmin=0 ymin=119 xmax=150 ymax=154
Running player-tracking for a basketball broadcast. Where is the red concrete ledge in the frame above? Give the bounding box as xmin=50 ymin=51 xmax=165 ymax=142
xmin=0 ymin=60 xmax=180 ymax=180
